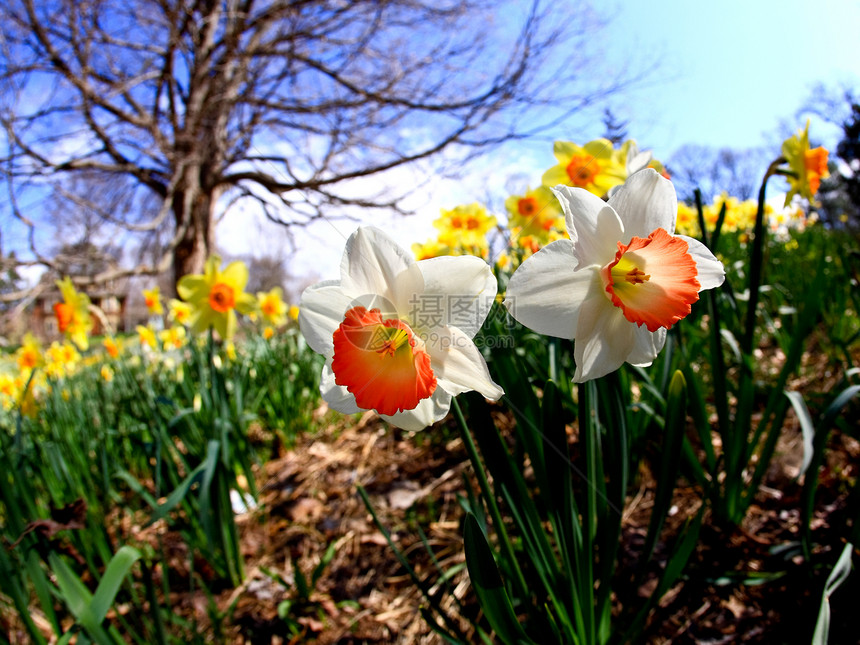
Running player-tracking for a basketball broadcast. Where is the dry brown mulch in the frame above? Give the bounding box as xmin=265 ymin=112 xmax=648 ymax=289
xmin=217 ymin=409 xmax=476 ymax=644
xmin=12 ymin=386 xmax=856 ymax=643
xmin=194 ymin=393 xmax=859 ymax=645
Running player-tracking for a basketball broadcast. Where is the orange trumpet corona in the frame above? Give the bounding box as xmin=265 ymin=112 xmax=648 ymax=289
xmin=331 ymin=307 xmax=436 ymax=416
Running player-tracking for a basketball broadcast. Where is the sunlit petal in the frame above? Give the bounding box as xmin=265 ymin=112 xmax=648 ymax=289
xmin=676 ymin=235 xmax=726 ymax=290
xmin=426 ymin=326 xmax=503 ymax=400
xmin=299 ymin=280 xmax=356 ymax=355
xmin=417 ymin=255 xmax=497 ymax=338
xmin=608 ymin=169 xmax=677 ymax=239
xmin=504 ymin=240 xmax=600 ymax=339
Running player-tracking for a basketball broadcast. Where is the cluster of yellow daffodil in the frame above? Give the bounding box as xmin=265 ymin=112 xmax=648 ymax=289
xmin=413 ymin=203 xmax=498 ymax=260
xmin=0 ymin=332 xmax=89 ymax=415
xmin=675 ymin=194 xmax=812 ymax=240
xmin=134 ymin=256 xmax=300 ymax=352
xmin=2 ymin=260 xmax=302 ymax=417
xmin=412 ymin=138 xmax=668 ymax=266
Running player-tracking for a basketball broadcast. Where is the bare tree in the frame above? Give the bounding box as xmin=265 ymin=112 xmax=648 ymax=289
xmin=668 ymin=145 xmax=770 ymax=203
xmin=1 ymin=0 xmax=638 ymax=293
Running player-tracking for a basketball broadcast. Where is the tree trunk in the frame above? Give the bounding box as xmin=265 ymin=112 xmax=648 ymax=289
xmin=171 ymin=182 xmax=220 ymax=291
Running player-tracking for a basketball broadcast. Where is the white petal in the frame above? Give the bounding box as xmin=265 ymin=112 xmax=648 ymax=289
xmin=504 ymin=240 xmax=602 ymax=339
xmin=382 ymin=389 xmax=453 ymax=431
xmin=298 ymin=280 xmax=354 ymax=356
xmin=572 ymin=296 xmax=636 ymax=382
xmin=676 ymin=235 xmax=726 ymax=291
xmin=627 ymin=326 xmax=667 ymax=366
xmin=551 ymin=185 xmax=610 ymax=247
xmin=577 ymin=205 xmax=625 ymax=268
xmin=416 ymin=255 xmax=497 ymax=338
xmin=426 ymin=326 xmax=504 ymax=400
xmin=627 ymin=150 xmax=652 ymax=175
xmin=339 ymin=227 xmax=424 ymax=314
xmin=319 ymin=361 xmax=361 ymax=414
xmin=608 ymin=169 xmax=677 ymax=239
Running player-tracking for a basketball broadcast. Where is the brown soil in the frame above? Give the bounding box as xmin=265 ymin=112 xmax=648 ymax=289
xmin=193 ymin=395 xmax=858 ymax=644
xmin=10 ymin=372 xmax=857 ymax=644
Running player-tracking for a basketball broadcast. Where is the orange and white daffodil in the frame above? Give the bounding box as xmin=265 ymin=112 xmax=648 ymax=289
xmin=298 ymin=226 xmax=503 ymax=431
xmin=504 ymin=169 xmax=725 ymax=382
xmin=176 ymin=255 xmax=256 ymax=340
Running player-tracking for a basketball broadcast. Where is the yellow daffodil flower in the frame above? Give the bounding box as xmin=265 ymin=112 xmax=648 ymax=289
xmin=542 ymin=139 xmax=628 ymax=198
xmin=137 ymin=324 xmax=157 ymax=349
xmin=224 ymin=341 xmax=237 ymax=362
xmin=412 ymin=238 xmax=452 ymax=261
xmin=16 ymin=333 xmax=44 ymax=373
xmin=44 ymin=341 xmax=81 ymax=379
xmin=103 ymin=336 xmax=121 ymax=358
xmin=54 ymin=277 xmax=93 ymax=351
xmin=782 ymin=121 xmax=830 ymax=206
xmin=159 ymin=325 xmax=187 ymax=350
xmin=257 ymin=287 xmax=288 ymax=327
xmin=143 ymin=286 xmax=164 ymax=315
xmin=433 ymin=203 xmax=496 ymax=254
xmin=168 ymin=299 xmax=193 ymax=326
xmin=505 ymin=185 xmax=565 ymax=252
xmin=176 ymin=255 xmax=256 ymax=340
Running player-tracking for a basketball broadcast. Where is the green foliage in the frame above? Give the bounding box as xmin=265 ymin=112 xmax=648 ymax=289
xmin=0 ymin=327 xmax=322 ymax=643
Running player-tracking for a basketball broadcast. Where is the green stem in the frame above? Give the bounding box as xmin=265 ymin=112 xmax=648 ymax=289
xmin=451 ymin=398 xmax=531 ymax=606
xmin=742 ymin=157 xmax=783 ymax=356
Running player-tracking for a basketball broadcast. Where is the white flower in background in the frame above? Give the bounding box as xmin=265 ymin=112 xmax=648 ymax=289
xmin=505 ymin=169 xmax=725 ymax=382
xmin=299 ymin=226 xmax=503 ymax=431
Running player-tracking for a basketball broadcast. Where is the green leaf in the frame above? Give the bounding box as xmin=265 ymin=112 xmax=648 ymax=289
xmin=49 ymin=553 xmax=115 ymax=644
xmin=812 ymin=542 xmax=854 ymax=645
xmin=784 ymin=390 xmax=815 ymax=476
xmin=90 ymin=546 xmax=141 ymax=623
xmin=463 ymin=514 xmax=534 ymax=645
xmin=642 ymin=370 xmax=687 ymax=565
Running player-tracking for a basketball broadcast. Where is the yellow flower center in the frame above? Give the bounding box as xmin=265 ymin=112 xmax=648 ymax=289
xmin=566 ymin=154 xmax=599 ymax=187
xmin=601 ymin=228 xmax=701 ymax=332
xmin=18 ymin=350 xmax=39 ymax=370
xmin=209 ymin=283 xmax=236 ymax=313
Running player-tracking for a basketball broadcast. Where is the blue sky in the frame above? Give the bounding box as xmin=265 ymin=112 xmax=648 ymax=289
xmin=9 ymin=1 xmax=860 ymax=288
xmin=275 ymin=0 xmax=860 ymax=284
xmin=600 ymin=0 xmax=859 ymax=152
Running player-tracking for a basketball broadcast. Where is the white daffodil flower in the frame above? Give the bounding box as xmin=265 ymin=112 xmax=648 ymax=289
xmin=299 ymin=226 xmax=503 ymax=431
xmin=504 ymin=169 xmax=725 ymax=383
